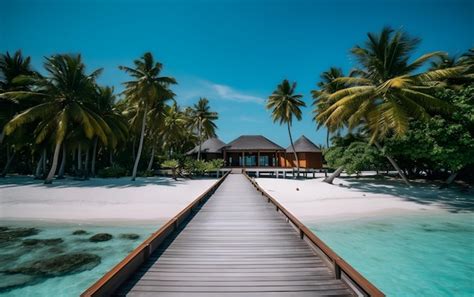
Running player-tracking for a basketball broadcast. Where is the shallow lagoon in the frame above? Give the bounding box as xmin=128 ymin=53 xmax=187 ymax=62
xmin=311 ymin=212 xmax=474 ymax=296
xmin=0 ymin=221 xmax=159 ymax=297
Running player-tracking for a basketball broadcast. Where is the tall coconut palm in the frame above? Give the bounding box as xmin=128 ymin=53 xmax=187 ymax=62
xmin=315 ymin=27 xmax=465 ymax=185
xmin=188 ymin=98 xmax=218 ymax=161
xmin=119 ymin=52 xmax=176 ymax=181
xmin=3 ymin=54 xmax=111 ymax=183
xmin=91 ymin=86 xmax=128 ymax=176
xmin=267 ymin=79 xmax=306 ymax=176
xmin=160 ymin=103 xmax=186 ymax=158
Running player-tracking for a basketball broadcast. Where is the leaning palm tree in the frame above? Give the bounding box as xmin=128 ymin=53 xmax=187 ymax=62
xmin=267 ymin=79 xmax=306 ymax=176
xmin=311 ymin=68 xmax=350 ymax=183
xmin=315 ymin=27 xmax=465 ymax=185
xmin=188 ymin=98 xmax=218 ymax=161
xmin=119 ymin=52 xmax=176 ymax=180
xmin=3 ymin=54 xmax=110 ymax=183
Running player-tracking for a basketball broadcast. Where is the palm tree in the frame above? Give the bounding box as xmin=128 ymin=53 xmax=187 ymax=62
xmin=311 ymin=68 xmax=350 ymax=183
xmin=91 ymin=86 xmax=128 ymax=176
xmin=0 ymin=50 xmax=36 ymax=138
xmin=119 ymin=52 xmax=176 ymax=181
xmin=311 ymin=67 xmax=347 ymax=148
xmin=188 ymin=98 xmax=218 ymax=161
xmin=315 ymin=27 xmax=465 ymax=185
xmin=3 ymin=54 xmax=110 ymax=183
xmin=0 ymin=50 xmax=37 ymax=176
xmin=159 ymin=103 xmax=186 ymax=161
xmin=267 ymin=79 xmax=306 ymax=176
xmin=429 ymin=49 xmax=474 ymax=85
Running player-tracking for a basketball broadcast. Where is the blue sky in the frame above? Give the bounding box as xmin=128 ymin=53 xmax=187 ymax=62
xmin=1 ymin=0 xmax=473 ymax=147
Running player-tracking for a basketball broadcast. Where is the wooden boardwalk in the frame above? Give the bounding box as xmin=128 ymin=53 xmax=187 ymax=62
xmin=114 ymin=174 xmax=355 ymax=297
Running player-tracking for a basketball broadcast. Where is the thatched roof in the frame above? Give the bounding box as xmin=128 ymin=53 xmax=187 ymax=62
xmin=224 ymin=135 xmax=284 ymax=151
xmin=186 ymin=137 xmax=227 ymax=155
xmin=286 ymin=135 xmax=321 ymax=153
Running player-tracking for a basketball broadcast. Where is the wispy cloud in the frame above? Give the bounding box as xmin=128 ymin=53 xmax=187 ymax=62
xmin=211 ymin=83 xmax=265 ymax=104
xmin=175 ymin=78 xmax=265 ymax=105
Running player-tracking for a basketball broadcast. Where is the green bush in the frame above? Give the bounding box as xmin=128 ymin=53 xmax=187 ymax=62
xmin=161 ymin=159 xmax=179 ymax=169
xmin=97 ymin=165 xmax=128 ymax=178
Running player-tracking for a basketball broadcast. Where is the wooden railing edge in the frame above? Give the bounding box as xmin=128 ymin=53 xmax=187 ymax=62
xmin=243 ymin=171 xmax=385 ymax=297
xmin=81 ymin=170 xmax=231 ymax=297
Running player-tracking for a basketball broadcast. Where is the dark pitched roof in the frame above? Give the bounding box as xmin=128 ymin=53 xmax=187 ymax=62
xmin=224 ymin=135 xmax=284 ymax=151
xmin=186 ymin=137 xmax=227 ymax=155
xmin=286 ymin=135 xmax=321 ymax=153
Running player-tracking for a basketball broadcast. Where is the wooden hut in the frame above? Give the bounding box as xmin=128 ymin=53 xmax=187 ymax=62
xmin=222 ymin=135 xmax=285 ymax=167
xmin=281 ymin=135 xmax=323 ymax=169
xmin=186 ymin=137 xmax=226 ymax=161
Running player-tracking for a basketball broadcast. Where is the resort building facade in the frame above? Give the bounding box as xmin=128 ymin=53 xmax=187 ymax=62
xmin=187 ymin=135 xmax=323 ymax=169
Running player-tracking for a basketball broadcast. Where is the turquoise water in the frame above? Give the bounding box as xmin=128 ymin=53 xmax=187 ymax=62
xmin=0 ymin=221 xmax=159 ymax=297
xmin=311 ymin=212 xmax=474 ymax=296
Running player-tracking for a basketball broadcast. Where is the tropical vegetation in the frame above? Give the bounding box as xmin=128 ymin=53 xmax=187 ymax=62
xmin=1 ymin=26 xmax=472 ymax=186
xmin=0 ymin=51 xmax=219 ymax=183
xmin=312 ymin=27 xmax=473 ymax=186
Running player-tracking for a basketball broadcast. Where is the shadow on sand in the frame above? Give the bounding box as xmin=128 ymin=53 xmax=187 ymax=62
xmin=0 ymin=175 xmax=217 ymax=189
xmin=342 ymin=177 xmax=474 ymax=213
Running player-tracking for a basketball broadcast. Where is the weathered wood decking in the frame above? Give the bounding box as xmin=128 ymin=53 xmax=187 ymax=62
xmin=114 ymin=174 xmax=355 ymax=296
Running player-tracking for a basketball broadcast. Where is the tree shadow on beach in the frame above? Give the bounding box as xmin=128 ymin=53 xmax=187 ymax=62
xmin=0 ymin=176 xmax=217 ymax=189
xmin=341 ymin=177 xmax=474 ymax=213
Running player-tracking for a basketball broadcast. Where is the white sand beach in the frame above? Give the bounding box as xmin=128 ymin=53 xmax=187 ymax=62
xmin=255 ymin=176 xmax=471 ymax=223
xmin=0 ymin=176 xmax=217 ymax=223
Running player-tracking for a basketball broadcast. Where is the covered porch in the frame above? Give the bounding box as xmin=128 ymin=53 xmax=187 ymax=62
xmin=223 ymin=150 xmax=284 ymax=167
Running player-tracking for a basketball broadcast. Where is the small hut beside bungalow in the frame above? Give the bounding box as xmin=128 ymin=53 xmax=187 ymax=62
xmin=186 ymin=137 xmax=226 ymax=161
xmin=282 ymin=135 xmax=323 ymax=169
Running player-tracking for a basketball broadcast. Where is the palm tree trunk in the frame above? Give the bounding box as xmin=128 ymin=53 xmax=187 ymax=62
xmin=197 ymin=121 xmax=202 ymax=161
xmin=42 ymin=149 xmax=47 ymax=177
xmin=44 ymin=142 xmax=62 ymax=184
xmin=326 ymin=129 xmax=330 ymax=148
xmin=84 ymin=147 xmax=90 ymax=179
xmin=1 ymin=147 xmax=15 ymax=177
xmin=147 ymin=142 xmax=156 ymax=171
xmin=287 ymin=123 xmax=299 ymax=178
xmin=35 ymin=150 xmax=45 ymax=179
xmin=132 ymin=103 xmax=148 ymax=181
xmin=78 ymin=144 xmax=82 ymax=171
xmin=132 ymin=139 xmax=136 ymax=162
xmin=58 ymin=143 xmax=66 ymax=179
xmin=109 ymin=150 xmax=114 ymax=165
xmin=91 ymin=137 xmax=98 ymax=177
xmin=373 ymin=142 xmax=411 ymax=186
xmin=323 ymin=166 xmax=344 ymax=184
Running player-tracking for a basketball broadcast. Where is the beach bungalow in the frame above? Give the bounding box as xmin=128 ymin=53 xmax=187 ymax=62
xmin=281 ymin=135 xmax=323 ymax=169
xmin=186 ymin=137 xmax=226 ymax=161
xmin=187 ymin=134 xmax=323 ymax=169
xmin=222 ymin=135 xmax=285 ymax=167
